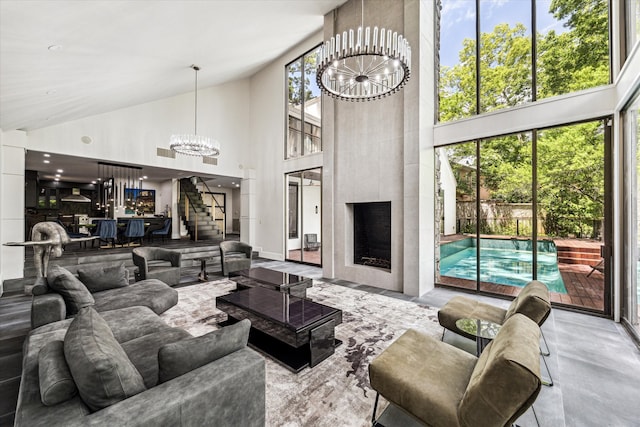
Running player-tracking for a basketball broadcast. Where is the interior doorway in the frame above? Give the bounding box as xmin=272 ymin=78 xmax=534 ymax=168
xmin=286 ymin=168 xmax=322 ymax=266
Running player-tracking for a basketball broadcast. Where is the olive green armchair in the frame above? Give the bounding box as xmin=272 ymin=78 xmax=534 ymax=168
xmin=369 ymin=313 xmax=542 ymax=427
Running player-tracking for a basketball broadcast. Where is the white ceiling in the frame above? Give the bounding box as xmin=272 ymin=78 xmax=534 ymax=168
xmin=2 ymin=0 xmax=346 ymax=187
xmin=0 ymin=0 xmax=346 ymax=132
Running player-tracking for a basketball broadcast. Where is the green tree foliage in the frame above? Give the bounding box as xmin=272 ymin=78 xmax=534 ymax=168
xmin=288 ymin=53 xmax=318 ymax=106
xmin=439 ymin=0 xmax=608 ymax=237
xmin=537 ymin=122 xmax=605 ymax=237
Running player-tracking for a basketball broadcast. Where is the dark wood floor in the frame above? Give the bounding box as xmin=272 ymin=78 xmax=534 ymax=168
xmin=0 ymin=290 xmax=30 ymax=426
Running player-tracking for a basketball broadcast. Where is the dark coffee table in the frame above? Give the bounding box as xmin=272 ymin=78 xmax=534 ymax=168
xmin=231 ymin=266 xmax=313 ymax=298
xmin=217 ymin=286 xmax=342 ymax=372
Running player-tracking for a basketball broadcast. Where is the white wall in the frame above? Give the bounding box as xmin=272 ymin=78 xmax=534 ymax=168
xmin=25 ymin=79 xmax=251 ymax=180
xmin=249 ymin=32 xmax=325 ymax=261
xmin=156 ymin=180 xmax=173 ymax=216
xmin=439 ymin=149 xmax=457 ymax=236
xmin=1 ymin=131 xmax=27 ymax=282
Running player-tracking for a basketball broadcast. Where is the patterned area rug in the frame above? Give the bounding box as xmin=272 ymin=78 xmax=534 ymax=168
xmin=160 ymin=279 xmax=443 ymax=427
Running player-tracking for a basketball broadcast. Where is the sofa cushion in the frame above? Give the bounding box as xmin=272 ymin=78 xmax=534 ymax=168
xmin=369 ymin=328 xmax=476 ymax=426
xmin=458 ymin=313 xmax=542 ymax=427
xmin=121 ymin=328 xmax=192 ymax=388
xmin=47 ymin=265 xmax=95 ymax=315
xmin=92 ymin=279 xmax=178 ymax=315
xmin=77 ymin=263 xmax=129 ymax=293
xmin=64 ymin=307 xmax=146 ymax=411
xmin=158 ymin=319 xmax=251 ymax=383
xmin=504 ymin=280 xmax=551 ymax=326
xmin=38 ymin=340 xmax=78 ymax=406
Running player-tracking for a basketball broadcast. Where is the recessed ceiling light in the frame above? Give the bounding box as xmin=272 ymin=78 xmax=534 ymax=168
xmin=55 ymin=174 xmax=60 ymax=177
xmin=57 ymin=169 xmax=63 ymax=173
xmin=47 ymin=45 xmax=62 ymax=51
xmin=235 ymin=184 xmax=240 ymax=188
xmin=54 ymin=178 xmax=59 ymax=181
xmin=43 ymin=153 xmax=50 ymax=157
xmin=43 ymin=160 xmax=50 ymax=164
xmin=91 ymin=181 xmax=96 ymax=184
xmin=218 ymin=184 xmax=221 ymax=187
xmin=143 ymin=176 xmax=147 ymax=179
xmin=231 ymin=182 xmax=235 ymax=185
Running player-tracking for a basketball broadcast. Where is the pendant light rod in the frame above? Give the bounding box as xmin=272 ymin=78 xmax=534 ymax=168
xmin=169 ymin=64 xmax=220 ymax=156
xmin=192 ymin=64 xmax=199 ymax=135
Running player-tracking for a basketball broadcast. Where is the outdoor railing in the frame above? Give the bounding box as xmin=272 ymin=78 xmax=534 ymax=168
xmin=450 ymin=216 xmax=604 ymax=239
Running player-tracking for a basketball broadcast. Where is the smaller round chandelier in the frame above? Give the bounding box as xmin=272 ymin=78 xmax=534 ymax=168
xmin=316 ymin=1 xmax=411 ymax=102
xmin=170 ymin=65 xmax=220 ymax=157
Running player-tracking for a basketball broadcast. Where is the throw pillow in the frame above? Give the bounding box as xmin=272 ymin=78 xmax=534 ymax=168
xmin=77 ymin=263 xmax=129 ymax=293
xmin=64 ymin=307 xmax=146 ymax=411
xmin=38 ymin=340 xmax=78 ymax=406
xmin=47 ymin=265 xmax=95 ymax=315
xmin=158 ymin=319 xmax=250 ymax=383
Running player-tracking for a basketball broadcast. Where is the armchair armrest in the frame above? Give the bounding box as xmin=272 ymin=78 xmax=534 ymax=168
xmin=131 ymin=251 xmax=149 ymax=275
xmin=163 ymin=250 xmax=181 ymax=268
xmin=243 ymin=244 xmax=253 ymax=259
xmin=31 ymin=294 xmax=67 ymax=329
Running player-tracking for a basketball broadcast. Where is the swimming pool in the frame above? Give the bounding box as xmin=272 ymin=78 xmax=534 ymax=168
xmin=440 ymin=238 xmax=568 ymax=294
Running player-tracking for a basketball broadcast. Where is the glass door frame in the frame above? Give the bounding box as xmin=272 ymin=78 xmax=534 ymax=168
xmin=436 ymin=117 xmax=613 ymax=317
xmin=285 ymin=168 xmax=322 ymax=266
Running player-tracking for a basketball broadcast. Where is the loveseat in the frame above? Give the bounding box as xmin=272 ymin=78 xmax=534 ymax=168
xmin=15 ymin=305 xmax=266 ymax=426
xmin=31 ymin=263 xmax=178 ymax=329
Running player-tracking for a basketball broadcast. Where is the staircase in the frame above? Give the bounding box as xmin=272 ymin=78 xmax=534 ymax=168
xmin=179 ymin=178 xmax=222 ymax=241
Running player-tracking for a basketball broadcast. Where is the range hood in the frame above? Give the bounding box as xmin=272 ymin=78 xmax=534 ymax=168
xmin=61 ymin=188 xmax=91 ymax=203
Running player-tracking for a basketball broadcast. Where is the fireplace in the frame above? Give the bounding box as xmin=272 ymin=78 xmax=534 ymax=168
xmin=353 ymin=202 xmax=391 ymax=270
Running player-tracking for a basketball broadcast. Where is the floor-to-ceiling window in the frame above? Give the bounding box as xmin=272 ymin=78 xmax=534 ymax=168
xmin=439 ymin=0 xmax=609 ymax=123
xmin=286 ymin=46 xmax=322 ymax=159
xmin=436 ymin=0 xmax=611 ymax=313
xmin=437 ymin=119 xmax=609 ymax=313
xmin=285 ymin=168 xmax=322 ymax=266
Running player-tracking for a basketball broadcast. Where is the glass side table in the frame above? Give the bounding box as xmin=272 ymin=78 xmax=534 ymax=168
xmin=455 ymin=318 xmax=502 ymax=356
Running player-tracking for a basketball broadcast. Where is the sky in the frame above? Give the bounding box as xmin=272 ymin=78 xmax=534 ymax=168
xmin=440 ymin=0 xmax=569 ymax=68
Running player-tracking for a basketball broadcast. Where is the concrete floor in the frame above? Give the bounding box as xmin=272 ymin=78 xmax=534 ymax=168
xmin=256 ymin=259 xmax=640 ymax=427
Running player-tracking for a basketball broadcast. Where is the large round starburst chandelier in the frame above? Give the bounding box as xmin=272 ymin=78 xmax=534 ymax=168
xmin=170 ymin=65 xmax=220 ymax=157
xmin=316 ymin=0 xmax=411 ymax=102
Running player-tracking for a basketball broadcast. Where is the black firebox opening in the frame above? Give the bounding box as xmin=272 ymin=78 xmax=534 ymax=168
xmin=353 ymin=202 xmax=391 ymax=270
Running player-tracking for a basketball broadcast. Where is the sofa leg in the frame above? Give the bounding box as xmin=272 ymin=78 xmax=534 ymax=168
xmin=541 ymin=352 xmax=554 ymax=387
xmin=441 ymin=328 xmax=446 ymax=341
xmin=371 ymin=392 xmax=380 ymax=425
xmin=540 ymin=329 xmax=551 ymax=356
xmin=514 ymin=404 xmax=540 ymax=427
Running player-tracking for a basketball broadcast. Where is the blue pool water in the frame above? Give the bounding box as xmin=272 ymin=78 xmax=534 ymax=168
xmin=440 ymin=238 xmax=567 ymax=294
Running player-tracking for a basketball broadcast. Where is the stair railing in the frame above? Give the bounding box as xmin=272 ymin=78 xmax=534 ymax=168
xmin=194 ymin=176 xmax=225 ymax=239
xmin=179 ymin=179 xmax=200 ymax=241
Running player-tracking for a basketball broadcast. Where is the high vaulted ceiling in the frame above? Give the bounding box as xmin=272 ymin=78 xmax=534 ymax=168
xmin=0 ymin=0 xmax=346 ymax=132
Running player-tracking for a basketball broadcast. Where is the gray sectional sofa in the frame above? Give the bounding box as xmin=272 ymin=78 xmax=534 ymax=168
xmin=31 ymin=263 xmax=178 ymax=329
xmin=15 ymin=306 xmax=266 ymax=426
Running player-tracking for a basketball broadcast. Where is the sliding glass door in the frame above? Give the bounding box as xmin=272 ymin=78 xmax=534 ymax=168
xmin=437 ymin=118 xmax=609 ymax=314
xmin=285 ymin=168 xmax=322 ymax=266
